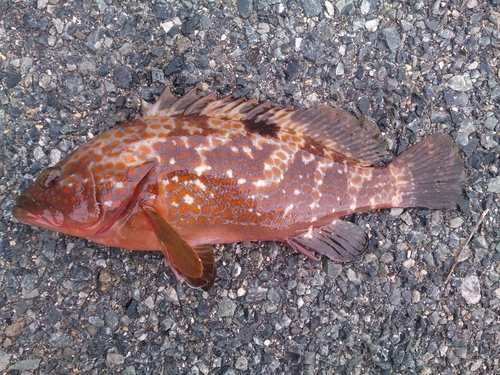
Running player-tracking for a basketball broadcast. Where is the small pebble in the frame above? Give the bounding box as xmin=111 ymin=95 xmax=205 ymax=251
xmin=461 ymin=276 xmax=481 ymax=304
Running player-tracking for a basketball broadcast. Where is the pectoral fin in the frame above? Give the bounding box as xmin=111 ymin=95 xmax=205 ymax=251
xmin=142 ymin=204 xmax=216 ymax=290
xmin=284 ymin=220 xmax=367 ymax=262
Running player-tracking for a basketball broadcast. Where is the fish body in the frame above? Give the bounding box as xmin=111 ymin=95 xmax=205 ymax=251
xmin=13 ymin=85 xmax=464 ymax=290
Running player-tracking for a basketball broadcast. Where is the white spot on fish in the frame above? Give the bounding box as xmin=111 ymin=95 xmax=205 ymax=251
xmin=254 ymin=179 xmax=267 ymax=187
xmin=194 ymin=179 xmax=206 ymax=191
xmin=242 ymin=146 xmax=252 ymax=156
xmin=104 ymin=200 xmax=113 ymax=208
xmin=391 ymin=192 xmax=403 ymax=207
xmin=184 ymin=195 xmax=194 ymax=205
xmin=230 ymin=146 xmax=238 ymax=153
xmin=302 ymin=153 xmax=315 ymax=165
xmin=349 ymin=197 xmax=357 ymax=210
xmin=284 ymin=203 xmax=294 ymax=215
xmin=169 ymin=158 xmax=176 ymax=165
xmin=294 ymin=189 xmax=300 ymax=195
xmin=194 ymin=163 xmax=212 ymax=175
xmin=304 ymin=226 xmax=314 ymax=239
xmin=226 ymin=169 xmax=233 ymax=178
xmin=310 ymin=216 xmax=317 ymax=222
xmin=237 ymin=178 xmax=246 ymax=184
xmin=115 ymin=182 xmax=124 ymax=188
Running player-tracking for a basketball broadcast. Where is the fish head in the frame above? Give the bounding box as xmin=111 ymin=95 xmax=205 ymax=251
xmin=13 ymin=160 xmax=101 ymax=237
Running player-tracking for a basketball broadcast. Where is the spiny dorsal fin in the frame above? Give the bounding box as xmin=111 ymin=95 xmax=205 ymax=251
xmin=142 ymin=84 xmax=387 ymax=166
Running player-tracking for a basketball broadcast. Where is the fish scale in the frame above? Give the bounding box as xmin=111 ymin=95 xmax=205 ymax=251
xmin=13 ymin=84 xmax=465 ymax=290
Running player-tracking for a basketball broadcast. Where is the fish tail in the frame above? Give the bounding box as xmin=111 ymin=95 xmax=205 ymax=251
xmin=388 ymin=133 xmax=465 ymax=210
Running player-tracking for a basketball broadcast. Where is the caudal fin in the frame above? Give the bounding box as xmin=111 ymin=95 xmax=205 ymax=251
xmin=389 ymin=133 xmax=465 ymax=210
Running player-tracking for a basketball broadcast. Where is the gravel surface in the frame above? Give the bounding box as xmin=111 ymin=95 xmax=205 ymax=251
xmin=1 ymin=1 xmax=500 ymax=374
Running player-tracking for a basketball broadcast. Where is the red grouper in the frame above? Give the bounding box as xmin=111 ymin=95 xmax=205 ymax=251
xmin=12 ymin=85 xmax=465 ymax=290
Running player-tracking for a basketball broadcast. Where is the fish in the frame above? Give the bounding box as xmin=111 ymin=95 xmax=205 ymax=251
xmin=12 ymin=84 xmax=465 ymax=291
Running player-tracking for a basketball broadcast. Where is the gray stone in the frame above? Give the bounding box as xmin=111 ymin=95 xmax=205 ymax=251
xmin=336 ymin=63 xmax=345 ymax=76
xmin=466 ymin=0 xmax=477 ymax=8
xmin=449 ymin=217 xmax=463 ymax=228
xmin=8 ymin=359 xmax=41 ymax=371
xmin=447 ymin=74 xmax=473 ymax=92
xmin=236 ymin=0 xmax=253 ymax=18
xmin=246 ymin=287 xmax=268 ymax=302
xmin=390 ymin=289 xmax=402 ymax=305
xmin=113 ymin=65 xmax=133 ymax=89
xmin=310 ymin=270 xmax=325 ymax=287
xmin=327 ymin=263 xmax=343 ymax=279
xmin=88 ymin=316 xmax=105 ymax=327
xmin=218 ymin=297 xmax=237 ymax=318
xmin=302 ymin=0 xmax=322 ymax=17
xmin=431 ymin=111 xmax=451 ymax=123
xmin=408 ymin=231 xmax=425 ymax=246
xmin=361 ymin=0 xmax=377 ymax=14
xmin=65 ymin=74 xmax=84 ymax=94
xmin=153 ymin=3 xmax=173 ymax=19
xmin=325 ymin=1 xmax=335 ymax=16
xmin=461 ymin=275 xmax=481 ymax=304
xmin=456 ymin=120 xmax=477 ymax=147
xmin=365 ymin=18 xmax=379 ymax=32
xmin=103 ymin=80 xmax=116 ymax=93
xmin=106 ymin=353 xmax=125 ymax=366
xmin=70 ymin=266 xmax=92 ymax=282
xmin=481 ymin=131 xmax=499 ymax=149
xmin=95 ymin=0 xmax=107 ymax=11
xmin=235 ymin=356 xmax=248 ymax=371
xmin=123 ymin=366 xmax=137 ymax=375
xmin=487 ymin=177 xmax=500 ymax=193
xmin=33 ymin=146 xmax=45 ymax=161
xmin=335 ymin=0 xmax=354 ymax=14
xmin=0 ymin=351 xmax=11 ymax=372
xmin=49 ymin=332 xmax=73 ymax=348
xmin=489 ymin=11 xmax=500 ymax=26
xmin=383 ymin=27 xmax=402 ymax=50
xmin=484 ymin=116 xmax=498 ymax=131
xmin=346 ymin=269 xmax=360 ymax=284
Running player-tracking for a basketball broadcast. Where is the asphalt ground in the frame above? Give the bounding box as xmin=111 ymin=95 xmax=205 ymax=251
xmin=1 ymin=0 xmax=499 ymax=374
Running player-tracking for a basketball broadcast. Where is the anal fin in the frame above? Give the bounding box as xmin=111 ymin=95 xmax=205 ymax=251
xmin=142 ymin=204 xmax=216 ymax=290
xmin=284 ymin=220 xmax=367 ymax=262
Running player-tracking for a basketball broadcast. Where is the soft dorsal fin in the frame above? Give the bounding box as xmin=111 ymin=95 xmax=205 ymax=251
xmin=141 ymin=85 xmax=387 ymax=166
xmin=278 ymin=105 xmax=387 ymax=166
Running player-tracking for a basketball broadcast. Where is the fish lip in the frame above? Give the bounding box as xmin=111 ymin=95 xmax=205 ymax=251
xmin=13 ymin=195 xmax=65 ymax=228
xmin=12 ymin=203 xmax=30 ymax=222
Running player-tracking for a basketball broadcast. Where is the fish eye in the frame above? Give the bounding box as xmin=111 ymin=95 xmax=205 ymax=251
xmin=39 ymin=167 xmax=61 ymax=188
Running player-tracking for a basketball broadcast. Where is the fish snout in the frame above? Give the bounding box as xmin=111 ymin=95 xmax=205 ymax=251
xmin=12 ymin=195 xmax=64 ymax=228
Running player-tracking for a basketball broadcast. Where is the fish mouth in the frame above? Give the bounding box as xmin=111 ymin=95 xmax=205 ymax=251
xmin=13 ymin=195 xmax=65 ymax=229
